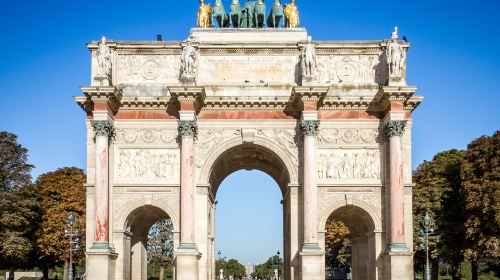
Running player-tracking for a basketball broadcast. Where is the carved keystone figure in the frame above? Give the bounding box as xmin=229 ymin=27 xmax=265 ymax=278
xmin=230 ymin=0 xmax=243 ymax=27
xmin=267 ymin=0 xmax=284 ymax=28
xmin=254 ymin=0 xmax=267 ymax=28
xmin=212 ymin=0 xmax=230 ymax=28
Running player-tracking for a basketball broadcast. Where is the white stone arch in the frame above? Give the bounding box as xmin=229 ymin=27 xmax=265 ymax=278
xmin=319 ymin=198 xmax=382 ymax=232
xmin=117 ymin=198 xmax=180 ymax=233
xmin=198 ymin=135 xmax=299 ymax=189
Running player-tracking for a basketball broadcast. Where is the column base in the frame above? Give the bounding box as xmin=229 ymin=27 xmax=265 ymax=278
xmin=87 ymin=247 xmax=118 ymax=280
xmin=175 ymin=244 xmax=201 ymax=280
xmin=301 ymin=242 xmax=322 ymax=252
xmin=383 ymin=251 xmax=414 ymax=280
xmin=387 ymin=242 xmax=409 ymax=253
xmin=300 ymin=249 xmax=324 ymax=280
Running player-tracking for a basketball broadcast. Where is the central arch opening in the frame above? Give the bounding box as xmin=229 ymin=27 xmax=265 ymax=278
xmin=208 ymin=143 xmax=292 ymax=279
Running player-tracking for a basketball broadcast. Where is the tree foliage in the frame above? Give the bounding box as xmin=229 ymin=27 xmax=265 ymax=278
xmin=325 ymin=219 xmax=351 ymax=268
xmin=216 ymin=258 xmax=246 ymax=278
xmin=461 ymin=131 xmax=500 ymax=263
xmin=0 ymin=132 xmax=39 ymax=272
xmin=254 ymin=255 xmax=283 ymax=279
xmin=0 ymin=132 xmax=33 ymax=192
xmin=147 ymin=219 xmax=174 ymax=280
xmin=34 ymin=167 xmax=86 ymax=270
xmin=413 ymin=150 xmax=466 ymax=279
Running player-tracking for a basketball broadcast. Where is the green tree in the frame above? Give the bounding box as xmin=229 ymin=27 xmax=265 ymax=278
xmin=0 ymin=132 xmax=39 ymax=279
xmin=325 ymin=219 xmax=351 ymax=268
xmin=461 ymin=131 xmax=500 ymax=280
xmin=34 ymin=167 xmax=86 ymax=279
xmin=413 ymin=150 xmax=466 ymax=280
xmin=147 ymin=219 xmax=174 ymax=280
xmin=254 ymin=255 xmax=283 ymax=279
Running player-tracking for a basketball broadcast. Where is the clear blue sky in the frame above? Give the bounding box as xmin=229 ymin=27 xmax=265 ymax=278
xmin=1 ymin=0 xmax=499 ymax=265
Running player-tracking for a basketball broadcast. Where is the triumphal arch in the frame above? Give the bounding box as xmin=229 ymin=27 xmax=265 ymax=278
xmin=75 ymin=3 xmax=422 ymax=279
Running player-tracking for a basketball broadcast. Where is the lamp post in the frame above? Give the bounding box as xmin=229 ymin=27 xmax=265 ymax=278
xmin=65 ymin=213 xmax=80 ymax=280
xmin=276 ymin=250 xmax=281 ymax=280
xmin=421 ymin=212 xmax=434 ymax=280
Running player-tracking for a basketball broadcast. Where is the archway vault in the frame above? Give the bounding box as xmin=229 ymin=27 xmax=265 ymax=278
xmin=209 ymin=143 xmax=290 ymax=196
xmin=199 ymin=136 xmax=299 ymax=197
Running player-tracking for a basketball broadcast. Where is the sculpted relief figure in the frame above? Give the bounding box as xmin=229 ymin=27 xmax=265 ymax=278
xmin=181 ymin=38 xmax=197 ymax=79
xmin=198 ymin=0 xmax=213 ymax=28
xmin=284 ymin=0 xmax=299 ymax=28
xmin=117 ymin=149 xmax=179 ymax=181
xmin=302 ymin=36 xmax=318 ymax=79
xmin=386 ymin=26 xmax=406 ymax=79
xmin=318 ymin=151 xmax=381 ymax=180
xmin=95 ymin=36 xmax=112 ymax=86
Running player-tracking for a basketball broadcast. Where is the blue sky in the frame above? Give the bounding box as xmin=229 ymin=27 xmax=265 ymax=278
xmin=0 ymin=0 xmax=499 ymax=265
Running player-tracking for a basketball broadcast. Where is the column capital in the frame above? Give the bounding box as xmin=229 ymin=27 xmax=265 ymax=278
xmin=91 ymin=120 xmax=114 ymax=137
xmin=178 ymin=120 xmax=198 ymax=138
xmin=385 ymin=120 xmax=407 ymax=138
xmin=300 ymin=120 xmax=320 ymax=137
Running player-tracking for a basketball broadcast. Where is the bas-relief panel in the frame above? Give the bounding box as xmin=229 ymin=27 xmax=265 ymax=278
xmin=317 ymin=150 xmax=381 ymax=182
xmin=115 ymin=55 xmax=181 ymax=84
xmin=114 ymin=148 xmax=180 ymax=184
xmin=316 ymin=55 xmax=387 ymax=85
xmin=197 ymin=56 xmax=299 ymax=84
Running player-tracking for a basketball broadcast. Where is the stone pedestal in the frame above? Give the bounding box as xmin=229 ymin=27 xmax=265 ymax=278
xmin=300 ymin=251 xmax=324 ymax=280
xmin=87 ymin=249 xmax=118 ymax=280
xmin=383 ymin=252 xmax=414 ymax=280
xmin=175 ymin=250 xmax=201 ymax=280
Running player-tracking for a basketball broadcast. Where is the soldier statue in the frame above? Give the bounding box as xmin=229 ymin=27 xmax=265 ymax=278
xmin=386 ymin=26 xmax=406 ymax=78
xmin=95 ymin=36 xmax=112 ymax=86
xmin=302 ymin=36 xmax=317 ymax=78
xmin=181 ymin=38 xmax=197 ymax=79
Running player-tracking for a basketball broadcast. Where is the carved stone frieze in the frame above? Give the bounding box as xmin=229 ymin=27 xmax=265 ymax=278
xmin=317 ymin=150 xmax=381 ymax=181
xmin=317 ymin=128 xmax=380 ymax=145
xmin=114 ymin=129 xmax=178 ymax=145
xmin=115 ymin=55 xmax=181 ymax=84
xmin=317 ymin=55 xmax=386 ymax=85
xmin=115 ymin=149 xmax=179 ymax=183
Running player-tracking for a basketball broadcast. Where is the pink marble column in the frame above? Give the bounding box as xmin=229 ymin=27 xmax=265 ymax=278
xmin=385 ymin=120 xmax=407 ymax=251
xmin=178 ymin=120 xmax=198 ymax=249
xmin=91 ymin=120 xmax=113 ymax=244
xmin=300 ymin=120 xmax=321 ymax=251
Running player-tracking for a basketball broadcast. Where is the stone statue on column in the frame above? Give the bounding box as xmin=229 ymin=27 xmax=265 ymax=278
xmin=180 ymin=38 xmax=197 ymax=81
xmin=386 ymin=27 xmax=407 ymax=83
xmin=94 ymin=36 xmax=112 ymax=86
xmin=301 ymin=36 xmax=318 ymax=81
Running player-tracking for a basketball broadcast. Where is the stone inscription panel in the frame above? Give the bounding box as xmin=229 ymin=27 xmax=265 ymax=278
xmin=197 ymin=56 xmax=299 ymax=85
xmin=318 ymin=149 xmax=381 ymax=184
xmin=114 ymin=148 xmax=180 ymax=184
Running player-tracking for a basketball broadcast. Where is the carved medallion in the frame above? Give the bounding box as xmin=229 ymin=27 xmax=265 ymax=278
xmin=141 ymin=60 xmax=160 ymax=80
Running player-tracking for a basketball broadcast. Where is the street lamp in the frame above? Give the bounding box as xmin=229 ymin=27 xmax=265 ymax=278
xmin=65 ymin=213 xmax=80 ymax=280
xmin=276 ymin=251 xmax=281 ymax=280
xmin=421 ymin=212 xmax=434 ymax=280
